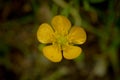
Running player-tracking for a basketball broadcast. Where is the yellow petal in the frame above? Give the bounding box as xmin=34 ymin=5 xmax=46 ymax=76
xmin=37 ymin=23 xmax=55 ymax=43
xmin=43 ymin=45 xmax=62 ymax=62
xmin=68 ymin=26 xmax=87 ymax=44
xmin=51 ymin=15 xmax=71 ymax=35
xmin=63 ymin=45 xmax=82 ymax=59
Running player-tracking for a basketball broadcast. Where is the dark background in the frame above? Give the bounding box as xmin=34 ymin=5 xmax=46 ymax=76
xmin=0 ymin=0 xmax=120 ymax=80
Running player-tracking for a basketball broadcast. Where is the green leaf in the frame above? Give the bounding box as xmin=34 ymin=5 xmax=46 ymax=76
xmin=74 ymin=52 xmax=85 ymax=62
xmin=38 ymin=44 xmax=46 ymax=52
xmin=61 ymin=5 xmax=70 ymax=17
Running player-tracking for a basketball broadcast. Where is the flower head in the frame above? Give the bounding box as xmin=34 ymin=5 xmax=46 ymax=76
xmin=37 ymin=15 xmax=86 ymax=62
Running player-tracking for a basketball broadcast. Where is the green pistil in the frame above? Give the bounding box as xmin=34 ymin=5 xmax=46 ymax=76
xmin=58 ymin=36 xmax=67 ymax=45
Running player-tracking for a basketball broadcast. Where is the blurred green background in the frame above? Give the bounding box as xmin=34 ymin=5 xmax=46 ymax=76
xmin=0 ymin=0 xmax=120 ymax=80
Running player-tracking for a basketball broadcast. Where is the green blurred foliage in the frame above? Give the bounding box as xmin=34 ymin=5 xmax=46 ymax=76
xmin=0 ymin=0 xmax=120 ymax=80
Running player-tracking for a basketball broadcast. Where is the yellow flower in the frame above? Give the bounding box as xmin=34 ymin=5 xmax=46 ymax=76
xmin=37 ymin=15 xmax=86 ymax=62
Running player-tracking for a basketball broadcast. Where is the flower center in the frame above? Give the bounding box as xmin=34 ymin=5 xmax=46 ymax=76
xmin=58 ymin=36 xmax=67 ymax=45
xmin=55 ymin=33 xmax=68 ymax=46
